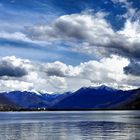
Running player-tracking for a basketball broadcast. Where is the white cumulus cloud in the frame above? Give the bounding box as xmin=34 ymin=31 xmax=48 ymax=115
xmin=0 ymin=55 xmax=139 ymax=93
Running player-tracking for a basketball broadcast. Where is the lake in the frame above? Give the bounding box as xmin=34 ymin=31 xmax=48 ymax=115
xmin=0 ymin=111 xmax=140 ymax=140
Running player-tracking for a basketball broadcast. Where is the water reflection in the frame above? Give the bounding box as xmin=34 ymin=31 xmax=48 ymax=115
xmin=0 ymin=111 xmax=140 ymax=140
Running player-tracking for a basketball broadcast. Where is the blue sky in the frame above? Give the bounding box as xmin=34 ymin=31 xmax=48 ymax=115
xmin=0 ymin=0 xmax=131 ymax=64
xmin=0 ymin=0 xmax=140 ymax=92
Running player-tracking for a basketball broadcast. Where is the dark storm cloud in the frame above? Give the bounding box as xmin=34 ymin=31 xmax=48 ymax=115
xmin=46 ymin=68 xmax=66 ymax=77
xmin=0 ymin=60 xmax=27 ymax=77
xmin=124 ymin=60 xmax=140 ymax=76
xmin=106 ymin=36 xmax=140 ymax=60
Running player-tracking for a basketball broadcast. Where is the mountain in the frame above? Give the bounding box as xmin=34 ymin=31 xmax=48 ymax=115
xmin=3 ymin=91 xmax=71 ymax=109
xmin=3 ymin=91 xmax=50 ymax=109
xmin=0 ymin=85 xmax=139 ymax=110
xmin=49 ymin=86 xmax=140 ymax=110
xmin=0 ymin=94 xmax=20 ymax=111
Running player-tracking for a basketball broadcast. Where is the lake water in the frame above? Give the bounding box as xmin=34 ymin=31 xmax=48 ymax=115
xmin=0 ymin=111 xmax=140 ymax=140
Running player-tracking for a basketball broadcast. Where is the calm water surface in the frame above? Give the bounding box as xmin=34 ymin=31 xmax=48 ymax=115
xmin=0 ymin=111 xmax=140 ymax=140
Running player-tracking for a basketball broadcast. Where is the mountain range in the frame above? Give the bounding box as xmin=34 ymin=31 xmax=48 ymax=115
xmin=0 ymin=85 xmax=140 ymax=111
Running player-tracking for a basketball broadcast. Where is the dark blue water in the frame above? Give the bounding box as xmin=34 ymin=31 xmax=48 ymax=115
xmin=0 ymin=111 xmax=140 ymax=140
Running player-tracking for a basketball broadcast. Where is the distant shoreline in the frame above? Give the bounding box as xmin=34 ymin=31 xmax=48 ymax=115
xmin=0 ymin=109 xmax=140 ymax=112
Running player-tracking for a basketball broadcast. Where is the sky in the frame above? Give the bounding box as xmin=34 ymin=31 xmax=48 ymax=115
xmin=0 ymin=0 xmax=140 ymax=93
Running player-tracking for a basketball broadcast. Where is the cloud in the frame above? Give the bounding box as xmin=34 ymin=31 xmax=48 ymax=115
xmin=0 ymin=56 xmax=28 ymax=77
xmin=0 ymin=32 xmax=30 ymax=42
xmin=26 ymin=11 xmax=140 ymax=74
xmin=0 ymin=80 xmax=33 ymax=91
xmin=107 ymin=19 xmax=140 ymax=60
xmin=48 ymin=76 xmax=67 ymax=89
xmin=44 ymin=61 xmax=80 ymax=77
xmin=0 ymin=56 xmax=68 ymax=92
xmin=26 ymin=11 xmax=113 ymax=46
xmin=26 ymin=12 xmax=140 ymax=59
xmin=78 ymin=55 xmax=129 ymax=84
xmin=111 ymin=0 xmax=131 ymax=9
xmin=0 ymin=55 xmax=139 ymax=92
xmin=124 ymin=60 xmax=140 ymax=76
xmin=41 ymin=55 xmax=139 ymax=90
xmin=111 ymin=0 xmax=140 ymax=20
xmin=45 ymin=61 xmax=68 ymax=77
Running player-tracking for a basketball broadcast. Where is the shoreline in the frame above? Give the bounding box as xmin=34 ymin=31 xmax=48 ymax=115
xmin=0 ymin=109 xmax=140 ymax=112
